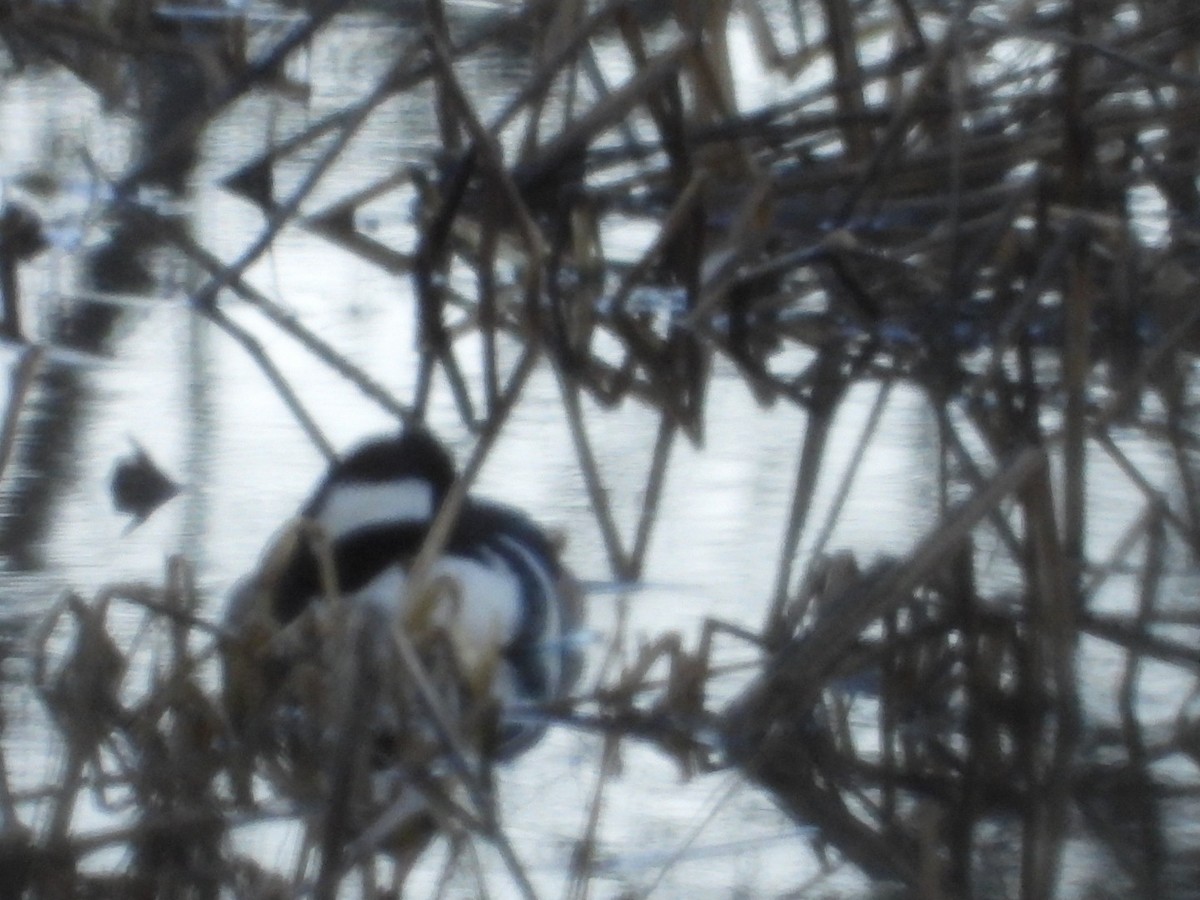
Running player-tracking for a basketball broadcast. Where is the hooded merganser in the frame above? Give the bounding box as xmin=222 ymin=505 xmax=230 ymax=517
xmin=224 ymin=428 xmax=583 ymax=765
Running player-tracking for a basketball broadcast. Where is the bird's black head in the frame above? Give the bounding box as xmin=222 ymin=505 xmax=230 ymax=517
xmin=333 ymin=429 xmax=457 ymax=496
xmin=304 ymin=428 xmax=458 ymax=531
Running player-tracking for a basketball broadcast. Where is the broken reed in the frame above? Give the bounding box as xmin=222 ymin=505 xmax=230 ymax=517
xmin=2 ymin=0 xmax=1200 ymax=897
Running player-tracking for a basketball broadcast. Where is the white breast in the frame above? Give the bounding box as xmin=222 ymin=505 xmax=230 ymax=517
xmin=348 ymin=554 xmax=524 ymax=687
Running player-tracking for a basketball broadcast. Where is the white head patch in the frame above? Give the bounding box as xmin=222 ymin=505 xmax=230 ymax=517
xmin=316 ymin=478 xmax=435 ymax=539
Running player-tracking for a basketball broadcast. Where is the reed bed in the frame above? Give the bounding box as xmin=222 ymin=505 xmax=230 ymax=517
xmin=1 ymin=0 xmax=1199 ymax=897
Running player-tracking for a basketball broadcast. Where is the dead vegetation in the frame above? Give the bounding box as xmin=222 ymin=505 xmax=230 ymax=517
xmin=1 ymin=0 xmax=1200 ymax=897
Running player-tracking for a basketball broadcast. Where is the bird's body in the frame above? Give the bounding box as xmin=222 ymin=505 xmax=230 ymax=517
xmin=223 ymin=428 xmax=582 ymax=766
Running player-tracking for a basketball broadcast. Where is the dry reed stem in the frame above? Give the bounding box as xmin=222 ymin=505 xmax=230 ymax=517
xmin=160 ymin=215 xmax=414 ymax=423
xmin=765 ymin=348 xmax=845 ymax=635
xmin=204 ymin=304 xmax=337 ymax=462
xmin=0 ymin=344 xmax=41 ymax=485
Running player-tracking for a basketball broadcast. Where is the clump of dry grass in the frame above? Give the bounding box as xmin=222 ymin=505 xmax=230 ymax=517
xmin=23 ymin=564 xmax=234 ymax=897
xmin=11 ymin=555 xmax=541 ymax=898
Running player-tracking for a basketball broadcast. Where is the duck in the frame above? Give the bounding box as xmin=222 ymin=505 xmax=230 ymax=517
xmin=222 ymin=427 xmax=583 ymax=796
